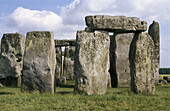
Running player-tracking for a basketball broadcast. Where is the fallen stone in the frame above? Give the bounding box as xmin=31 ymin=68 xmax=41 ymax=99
xmin=0 ymin=33 xmax=25 ymax=87
xmin=163 ymin=76 xmax=170 ymax=82
xmin=74 ymin=30 xmax=110 ymax=95
xmin=0 ymin=83 xmax=3 ymax=87
xmin=148 ymin=21 xmax=160 ymax=84
xmin=130 ymin=32 xmax=155 ymax=94
xmin=21 ymin=31 xmax=56 ymax=94
xmin=85 ymin=15 xmax=147 ymax=32
xmin=63 ymin=46 xmax=75 ymax=80
xmin=110 ymin=33 xmax=135 ymax=87
xmin=159 ymin=79 xmax=168 ymax=84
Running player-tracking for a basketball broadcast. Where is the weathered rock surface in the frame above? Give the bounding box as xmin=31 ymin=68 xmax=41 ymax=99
xmin=56 ymin=76 xmax=66 ymax=85
xmin=63 ymin=46 xmax=75 ymax=80
xmin=74 ymin=31 xmax=110 ymax=95
xmin=110 ymin=33 xmax=135 ymax=87
xmin=85 ymin=15 xmax=147 ymax=32
xmin=0 ymin=33 xmax=25 ymax=86
xmin=148 ymin=21 xmax=160 ymax=84
xmin=55 ymin=39 xmax=76 ymax=47
xmin=107 ymin=72 xmax=112 ymax=88
xmin=130 ymin=32 xmax=155 ymax=94
xmin=55 ymin=47 xmax=62 ymax=85
xmin=21 ymin=31 xmax=56 ymax=94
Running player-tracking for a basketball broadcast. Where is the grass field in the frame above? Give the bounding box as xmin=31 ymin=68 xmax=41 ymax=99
xmin=0 ymin=80 xmax=170 ymax=111
xmin=159 ymin=74 xmax=170 ymax=77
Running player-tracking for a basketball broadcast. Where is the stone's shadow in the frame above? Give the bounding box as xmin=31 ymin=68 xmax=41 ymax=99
xmin=58 ymin=85 xmax=75 ymax=88
xmin=56 ymin=91 xmax=72 ymax=95
xmin=0 ymin=92 xmax=15 ymax=95
xmin=159 ymin=86 xmax=170 ymax=89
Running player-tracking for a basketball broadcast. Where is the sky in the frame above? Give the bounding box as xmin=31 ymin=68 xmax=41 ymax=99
xmin=0 ymin=0 xmax=170 ymax=68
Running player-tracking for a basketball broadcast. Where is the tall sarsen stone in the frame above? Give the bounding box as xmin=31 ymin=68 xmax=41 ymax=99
xmin=148 ymin=21 xmax=160 ymax=84
xmin=55 ymin=46 xmax=63 ymax=85
xmin=0 ymin=33 xmax=25 ymax=86
xmin=63 ymin=46 xmax=75 ymax=80
xmin=110 ymin=33 xmax=135 ymax=87
xmin=130 ymin=32 xmax=155 ymax=94
xmin=21 ymin=31 xmax=56 ymax=94
xmin=74 ymin=31 xmax=110 ymax=95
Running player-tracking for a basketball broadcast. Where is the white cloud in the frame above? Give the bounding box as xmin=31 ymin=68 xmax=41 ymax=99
xmin=4 ymin=7 xmax=83 ymax=39
xmin=60 ymin=0 xmax=170 ymax=24
xmin=6 ymin=7 xmax=63 ymax=32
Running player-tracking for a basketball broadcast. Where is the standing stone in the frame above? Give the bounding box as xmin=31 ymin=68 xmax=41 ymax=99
xmin=0 ymin=33 xmax=25 ymax=87
xmin=63 ymin=46 xmax=75 ymax=80
xmin=21 ymin=31 xmax=56 ymax=94
xmin=110 ymin=33 xmax=135 ymax=87
xmin=55 ymin=47 xmax=63 ymax=85
xmin=130 ymin=32 xmax=155 ymax=94
xmin=148 ymin=21 xmax=160 ymax=84
xmin=74 ymin=31 xmax=110 ymax=95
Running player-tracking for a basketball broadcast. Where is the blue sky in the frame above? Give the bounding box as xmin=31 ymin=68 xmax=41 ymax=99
xmin=0 ymin=0 xmax=170 ymax=67
xmin=0 ymin=0 xmax=73 ymax=14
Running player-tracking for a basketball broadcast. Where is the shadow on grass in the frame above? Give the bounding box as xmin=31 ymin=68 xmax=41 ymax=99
xmin=57 ymin=85 xmax=75 ymax=88
xmin=56 ymin=91 xmax=73 ymax=95
xmin=0 ymin=92 xmax=15 ymax=95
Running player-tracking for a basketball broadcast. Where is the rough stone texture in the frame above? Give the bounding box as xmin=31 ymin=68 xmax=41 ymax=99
xmin=110 ymin=33 xmax=135 ymax=87
xmin=148 ymin=21 xmax=160 ymax=84
xmin=63 ymin=46 xmax=75 ymax=80
xmin=0 ymin=33 xmax=25 ymax=87
xmin=56 ymin=76 xmax=66 ymax=85
xmin=85 ymin=15 xmax=147 ymax=32
xmin=21 ymin=31 xmax=56 ymax=94
xmin=74 ymin=30 xmax=110 ymax=95
xmin=55 ymin=39 xmax=76 ymax=47
xmin=55 ymin=47 xmax=63 ymax=85
xmin=130 ymin=32 xmax=155 ymax=94
xmin=107 ymin=72 xmax=112 ymax=88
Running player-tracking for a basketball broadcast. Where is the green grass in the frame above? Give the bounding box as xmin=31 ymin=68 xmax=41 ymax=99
xmin=0 ymin=80 xmax=170 ymax=111
xmin=159 ymin=74 xmax=170 ymax=77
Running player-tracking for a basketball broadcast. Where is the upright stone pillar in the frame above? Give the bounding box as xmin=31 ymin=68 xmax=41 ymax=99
xmin=55 ymin=47 xmax=63 ymax=85
xmin=148 ymin=21 xmax=160 ymax=84
xmin=63 ymin=46 xmax=75 ymax=80
xmin=74 ymin=31 xmax=110 ymax=95
xmin=110 ymin=33 xmax=135 ymax=87
xmin=21 ymin=31 xmax=56 ymax=94
xmin=130 ymin=32 xmax=155 ymax=94
xmin=0 ymin=33 xmax=25 ymax=87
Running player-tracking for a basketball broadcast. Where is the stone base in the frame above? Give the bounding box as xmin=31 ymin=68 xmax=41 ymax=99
xmin=0 ymin=76 xmax=21 ymax=87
